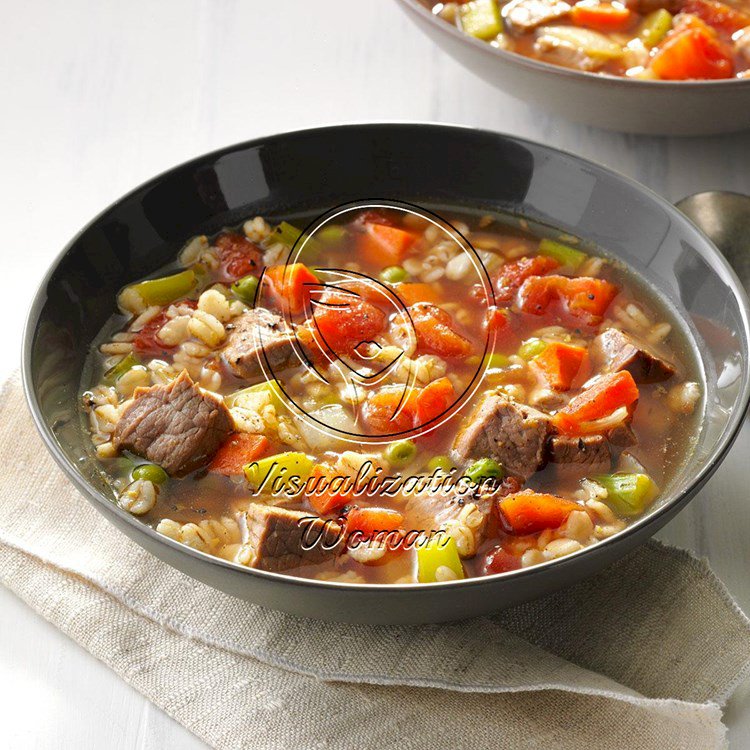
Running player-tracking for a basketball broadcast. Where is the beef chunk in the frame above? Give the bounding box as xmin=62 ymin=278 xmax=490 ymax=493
xmin=222 ymin=308 xmax=297 ymax=380
xmin=113 ymin=371 xmax=232 ymax=476
xmin=591 ymin=328 xmax=675 ymax=384
xmin=452 ymin=392 xmax=551 ymax=480
xmin=244 ymin=504 xmax=343 ymax=572
xmin=548 ymin=434 xmax=611 ymax=472
xmin=607 ymin=421 xmax=637 ymax=447
xmin=503 ymin=0 xmax=571 ymax=32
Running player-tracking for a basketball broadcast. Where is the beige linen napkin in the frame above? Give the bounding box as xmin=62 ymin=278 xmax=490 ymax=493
xmin=2 ymin=373 xmax=749 ymax=750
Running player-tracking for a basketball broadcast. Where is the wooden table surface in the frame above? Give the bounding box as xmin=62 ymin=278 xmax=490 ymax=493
xmin=2 ymin=0 xmax=750 ymax=746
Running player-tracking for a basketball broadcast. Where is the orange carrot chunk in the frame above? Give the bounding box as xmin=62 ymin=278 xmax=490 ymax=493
xmin=531 ymin=341 xmax=589 ymax=391
xmin=650 ymin=25 xmax=734 ymax=80
xmin=359 ymin=223 xmax=419 ymax=267
xmin=308 ymin=463 xmax=354 ymax=515
xmin=571 ymin=1 xmax=635 ymax=30
xmin=415 ymin=377 xmax=455 ymax=425
xmin=264 ymin=263 xmax=319 ymax=314
xmin=345 ymin=507 xmax=404 ymax=536
xmin=410 ymin=303 xmax=474 ymax=358
xmin=395 ymin=282 xmax=442 ymax=307
xmin=209 ymin=433 xmax=270 ymax=476
xmin=498 ymin=491 xmax=582 ymax=535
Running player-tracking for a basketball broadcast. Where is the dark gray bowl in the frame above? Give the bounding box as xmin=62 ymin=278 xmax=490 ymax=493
xmin=23 ymin=124 xmax=750 ymax=624
xmin=396 ymin=0 xmax=750 ymax=136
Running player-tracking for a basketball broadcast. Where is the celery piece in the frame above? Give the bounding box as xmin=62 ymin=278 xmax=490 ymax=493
xmin=244 ymin=451 xmax=314 ymax=492
xmin=317 ymin=224 xmax=347 ymax=244
xmin=518 ymin=338 xmax=548 ymax=361
xmin=417 ymin=534 xmax=465 ymax=583
xmin=593 ymin=473 xmax=659 ymax=517
xmin=231 ymin=274 xmax=259 ymax=305
xmin=538 ymin=26 xmax=623 ymax=60
xmin=129 ymin=269 xmax=196 ymax=307
xmin=638 ymin=9 xmax=672 ymax=48
xmin=268 ymin=222 xmax=321 ymax=256
xmin=484 ymin=352 xmax=511 ymax=371
xmin=538 ymin=238 xmax=587 ymax=270
xmin=225 ymin=380 xmax=285 ymax=412
xmin=104 ymin=352 xmax=139 ymax=384
xmin=459 ymin=0 xmax=502 ymax=40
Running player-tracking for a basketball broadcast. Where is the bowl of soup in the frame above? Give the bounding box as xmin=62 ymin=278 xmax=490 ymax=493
xmin=396 ymin=0 xmax=750 ymax=134
xmin=23 ymin=124 xmax=750 ymax=623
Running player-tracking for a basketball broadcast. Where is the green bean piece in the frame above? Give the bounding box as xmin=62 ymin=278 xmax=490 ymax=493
xmin=459 ymin=0 xmax=502 ymax=40
xmin=464 ymin=457 xmax=504 ymax=484
xmin=518 ymin=338 xmax=548 ymax=361
xmin=538 ymin=238 xmax=587 ymax=270
xmin=638 ymin=9 xmax=672 ymax=48
xmin=104 ymin=352 xmax=139 ymax=384
xmin=592 ymin=473 xmax=659 ymax=517
xmin=231 ymin=274 xmax=259 ymax=305
xmin=380 ymin=265 xmax=408 ymax=284
xmin=132 ymin=463 xmax=168 ymax=485
xmin=427 ymin=455 xmax=453 ymax=474
xmin=417 ymin=534 xmax=465 ymax=583
xmin=385 ymin=439 xmax=418 ymax=468
xmin=129 ymin=269 xmax=196 ymax=306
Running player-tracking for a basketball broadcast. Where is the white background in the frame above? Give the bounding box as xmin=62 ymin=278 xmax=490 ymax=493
xmin=2 ymin=0 xmax=750 ymax=746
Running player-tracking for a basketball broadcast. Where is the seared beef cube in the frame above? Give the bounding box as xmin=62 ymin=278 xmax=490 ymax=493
xmin=244 ymin=504 xmax=343 ymax=572
xmin=591 ymin=328 xmax=675 ymax=384
xmin=548 ymin=434 xmax=611 ymax=472
xmin=452 ymin=393 xmax=551 ymax=480
xmin=607 ymin=421 xmax=637 ymax=447
xmin=222 ymin=308 xmax=297 ymax=380
xmin=113 ymin=371 xmax=232 ymax=476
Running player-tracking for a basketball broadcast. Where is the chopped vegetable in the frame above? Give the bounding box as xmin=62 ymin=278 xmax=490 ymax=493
xmin=244 ymin=451 xmax=314 ymax=494
xmin=415 ymin=377 xmax=455 ymax=425
xmin=518 ymin=337 xmax=548 ymax=361
xmin=530 ymin=341 xmax=588 ymax=391
xmin=131 ymin=463 xmax=168 ymax=485
xmin=128 ymin=269 xmax=196 ymax=307
xmin=359 ymin=222 xmax=419 ymax=267
xmin=417 ymin=533 xmax=465 ymax=583
xmin=409 ymin=303 xmax=474 ymax=358
xmin=498 ymin=491 xmax=581 ymax=535
xmin=649 ymin=24 xmax=734 ymax=80
xmin=264 ymin=263 xmax=318 ymax=315
xmin=495 ymin=255 xmax=560 ymax=304
xmin=538 ymin=238 xmax=587 ymax=269
xmin=553 ymin=370 xmax=639 ymax=434
xmin=209 ymin=433 xmax=270 ymax=476
xmin=459 ymin=0 xmax=502 ymax=40
xmin=680 ymin=0 xmax=750 ymax=35
xmin=638 ymin=8 xmax=673 ymax=47
xmin=535 ymin=26 xmax=624 ymax=60
xmin=484 ymin=352 xmax=511 ymax=370
xmin=592 ymin=472 xmax=659 ymax=516
xmin=214 ymin=233 xmax=262 ymax=281
xmin=380 ymin=265 xmax=408 ymax=284
xmin=317 ymin=224 xmax=347 ymax=244
xmin=104 ymin=352 xmax=139 ymax=384
xmin=132 ymin=301 xmax=196 ymax=356
xmin=518 ymin=275 xmax=618 ymax=323
xmin=570 ymin=1 xmax=635 ymax=31
xmin=266 ymin=221 xmax=321 ymax=254
xmin=483 ymin=546 xmax=522 ymax=574
xmin=362 ymin=389 xmax=416 ymax=434
xmin=344 ymin=506 xmax=404 ymax=537
xmin=307 ymin=463 xmax=353 ymax=514
xmin=231 ymin=274 xmax=259 ymax=305
xmin=427 ymin=455 xmax=454 ymax=473
xmin=464 ymin=457 xmax=505 ymax=484
xmin=395 ymin=282 xmax=441 ymax=306
xmin=384 ymin=439 xmax=418 ymax=467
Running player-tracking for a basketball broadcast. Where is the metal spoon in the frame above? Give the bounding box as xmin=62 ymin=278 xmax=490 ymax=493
xmin=676 ymin=191 xmax=750 ymax=293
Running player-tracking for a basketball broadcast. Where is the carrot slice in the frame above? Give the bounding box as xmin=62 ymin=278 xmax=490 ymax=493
xmin=209 ymin=433 xmax=270 ymax=476
xmin=553 ymin=370 xmax=639 ymax=434
xmin=307 ymin=463 xmax=354 ymax=515
xmin=498 ymin=491 xmax=582 ymax=535
xmin=571 ymin=1 xmax=635 ymax=30
xmin=415 ymin=377 xmax=455 ymax=425
xmin=396 ymin=282 xmax=441 ymax=307
xmin=345 ymin=507 xmax=404 ymax=536
xmin=359 ymin=223 xmax=419 ymax=267
xmin=362 ymin=389 xmax=417 ymax=434
xmin=264 ymin=263 xmax=319 ymax=314
xmin=530 ymin=341 xmax=589 ymax=391
xmin=650 ymin=25 xmax=734 ymax=80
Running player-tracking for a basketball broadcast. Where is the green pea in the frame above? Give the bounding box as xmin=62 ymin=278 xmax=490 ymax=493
xmin=518 ymin=338 xmax=548 ymax=361
xmin=464 ymin=458 xmax=504 ymax=484
xmin=385 ymin=439 xmax=417 ymax=467
xmin=317 ymin=224 xmax=347 ymax=243
xmin=427 ymin=455 xmax=453 ymax=474
xmin=484 ymin=353 xmax=511 ymax=370
xmin=380 ymin=265 xmax=408 ymax=284
xmin=231 ymin=274 xmax=259 ymax=305
xmin=132 ymin=463 xmax=168 ymax=485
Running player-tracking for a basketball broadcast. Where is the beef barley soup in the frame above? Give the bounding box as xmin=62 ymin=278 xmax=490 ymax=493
xmin=82 ymin=206 xmax=702 ymax=585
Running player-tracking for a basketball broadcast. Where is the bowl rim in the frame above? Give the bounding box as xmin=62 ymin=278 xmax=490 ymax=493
xmin=396 ymin=0 xmax=750 ymax=89
xmin=21 ymin=121 xmax=750 ymax=595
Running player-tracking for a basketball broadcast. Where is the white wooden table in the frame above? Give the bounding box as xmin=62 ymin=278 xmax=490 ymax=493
xmin=2 ymin=0 xmax=750 ymax=746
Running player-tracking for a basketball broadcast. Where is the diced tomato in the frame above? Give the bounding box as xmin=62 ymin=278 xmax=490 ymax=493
xmin=208 ymin=433 xmax=270 ymax=476
xmin=485 ymin=306 xmax=519 ymax=349
xmin=132 ymin=300 xmax=197 ymax=357
xmin=553 ymin=370 xmax=640 ymax=434
xmin=396 ymin=282 xmax=441 ymax=307
xmin=650 ymin=23 xmax=734 ymax=80
xmin=309 ymin=288 xmax=387 ymax=354
xmin=344 ymin=506 xmax=404 ymax=537
xmin=264 ymin=263 xmax=319 ymax=315
xmin=214 ymin=233 xmax=263 ymax=282
xmin=361 ymin=389 xmax=416 ymax=434
xmin=570 ymin=0 xmax=635 ymax=30
xmin=483 ymin=546 xmax=522 ymax=575
xmin=495 ymin=256 xmax=560 ymax=304
xmin=680 ymin=0 xmax=750 ymax=34
xmin=409 ymin=303 xmax=474 ymax=358
xmin=498 ymin=491 xmax=581 ymax=535
xmin=530 ymin=341 xmax=589 ymax=391
xmin=415 ymin=377 xmax=455 ymax=426
xmin=517 ymin=275 xmax=618 ymax=324
xmin=308 ymin=463 xmax=354 ymax=515
xmin=359 ymin=223 xmax=419 ymax=267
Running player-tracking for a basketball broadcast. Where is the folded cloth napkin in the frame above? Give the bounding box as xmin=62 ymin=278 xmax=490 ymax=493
xmin=2 ymin=373 xmax=749 ymax=750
